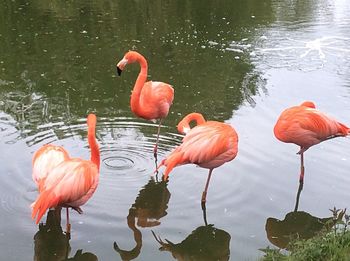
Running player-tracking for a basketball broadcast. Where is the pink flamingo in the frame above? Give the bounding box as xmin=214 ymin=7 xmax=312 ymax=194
xmin=31 ymin=114 xmax=100 ymax=233
xmin=274 ymin=101 xmax=349 ymax=183
xmin=116 ymin=51 xmax=174 ymax=158
xmin=157 ymin=113 xmax=238 ymax=206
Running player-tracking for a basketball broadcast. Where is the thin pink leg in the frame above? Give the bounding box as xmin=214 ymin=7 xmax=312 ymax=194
xmin=201 ymin=169 xmax=213 ymax=204
xmin=66 ymin=207 xmax=71 ymax=235
xmin=154 ymin=120 xmax=162 ymax=159
xmin=299 ymin=152 xmax=305 ymax=183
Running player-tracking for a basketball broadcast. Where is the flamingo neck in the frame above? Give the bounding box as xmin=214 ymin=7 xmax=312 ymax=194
xmin=130 ymin=54 xmax=148 ymax=115
xmin=177 ymin=113 xmax=206 ymax=134
xmin=88 ymin=124 xmax=100 ymax=170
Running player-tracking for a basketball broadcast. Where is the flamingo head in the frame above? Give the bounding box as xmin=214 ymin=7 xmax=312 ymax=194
xmin=116 ymin=51 xmax=142 ymax=76
xmin=116 ymin=57 xmax=128 ymax=76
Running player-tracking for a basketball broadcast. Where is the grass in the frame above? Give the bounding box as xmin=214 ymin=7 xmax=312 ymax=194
xmin=260 ymin=208 xmax=350 ymax=261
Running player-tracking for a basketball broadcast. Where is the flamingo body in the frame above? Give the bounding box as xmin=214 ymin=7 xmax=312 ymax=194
xmin=274 ymin=101 xmax=349 ymax=153
xmin=158 ymin=113 xmax=238 ymax=180
xmin=32 ymin=144 xmax=69 ymax=191
xmin=31 ymin=114 xmax=100 ymax=225
xmin=135 ymin=80 xmax=174 ymax=120
xmin=32 ymin=159 xmax=99 ymax=224
xmin=117 ymin=51 xmax=174 ymax=157
xmin=274 ymin=101 xmax=349 ymax=183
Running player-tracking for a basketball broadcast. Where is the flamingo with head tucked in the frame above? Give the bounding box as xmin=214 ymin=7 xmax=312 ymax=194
xmin=156 ymin=113 xmax=238 ymax=208
xmin=274 ymin=101 xmax=350 ymax=183
xmin=116 ymin=51 xmax=174 ymax=159
xmin=31 ymin=114 xmax=100 ymax=233
xmin=32 ymin=144 xmax=69 ymax=192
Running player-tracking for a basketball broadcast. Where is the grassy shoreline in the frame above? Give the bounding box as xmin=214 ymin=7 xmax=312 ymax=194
xmin=260 ymin=208 xmax=350 ymax=261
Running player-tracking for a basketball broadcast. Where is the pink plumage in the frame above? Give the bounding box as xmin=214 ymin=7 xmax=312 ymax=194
xmin=157 ymin=113 xmax=238 ymax=205
xmin=31 ymin=114 xmax=100 ymax=227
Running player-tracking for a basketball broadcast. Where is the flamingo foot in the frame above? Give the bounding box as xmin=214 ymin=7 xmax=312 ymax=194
xmin=72 ymin=206 xmax=83 ymax=214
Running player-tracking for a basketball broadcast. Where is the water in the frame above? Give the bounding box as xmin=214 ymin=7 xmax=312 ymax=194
xmin=1 ymin=0 xmax=350 ymax=260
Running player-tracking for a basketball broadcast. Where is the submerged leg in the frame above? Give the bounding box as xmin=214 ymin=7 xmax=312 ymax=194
xmin=154 ymin=120 xmax=162 ymax=160
xmin=293 ymin=180 xmax=304 ymax=212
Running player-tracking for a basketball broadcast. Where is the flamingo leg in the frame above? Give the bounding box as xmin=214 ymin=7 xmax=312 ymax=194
xmin=201 ymin=169 xmax=213 ymax=205
xmin=66 ymin=207 xmax=71 ymax=236
xmin=153 ymin=120 xmax=162 ymax=160
xmin=299 ymin=151 xmax=305 ymax=184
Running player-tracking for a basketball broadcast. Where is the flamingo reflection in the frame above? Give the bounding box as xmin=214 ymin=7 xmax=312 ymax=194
xmin=114 ymin=177 xmax=170 ymax=260
xmin=34 ymin=209 xmax=98 ymax=261
xmin=152 ymin=207 xmax=231 ymax=261
xmin=265 ymin=182 xmax=335 ymax=250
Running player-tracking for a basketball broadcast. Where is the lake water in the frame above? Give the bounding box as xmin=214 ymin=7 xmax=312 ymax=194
xmin=1 ymin=0 xmax=350 ymax=260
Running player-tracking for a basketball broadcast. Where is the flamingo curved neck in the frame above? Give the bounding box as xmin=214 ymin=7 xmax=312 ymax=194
xmin=130 ymin=54 xmax=148 ymax=115
xmin=178 ymin=113 xmax=206 ymax=134
xmin=88 ymin=124 xmax=100 ymax=170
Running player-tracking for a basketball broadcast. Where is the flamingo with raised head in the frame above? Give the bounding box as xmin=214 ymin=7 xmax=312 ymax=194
xmin=274 ymin=101 xmax=349 ymax=183
xmin=156 ymin=113 xmax=238 ymax=207
xmin=31 ymin=114 xmax=100 ymax=233
xmin=116 ymin=51 xmax=174 ymax=158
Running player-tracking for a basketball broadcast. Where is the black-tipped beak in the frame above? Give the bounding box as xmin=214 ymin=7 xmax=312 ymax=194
xmin=117 ymin=66 xmax=123 ymax=76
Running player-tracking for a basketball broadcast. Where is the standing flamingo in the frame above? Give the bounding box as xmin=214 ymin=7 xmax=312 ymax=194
xmin=31 ymin=114 xmax=100 ymax=233
xmin=32 ymin=144 xmax=69 ymax=192
xmin=156 ymin=113 xmax=238 ymax=208
xmin=116 ymin=51 xmax=174 ymax=159
xmin=274 ymin=101 xmax=349 ymax=183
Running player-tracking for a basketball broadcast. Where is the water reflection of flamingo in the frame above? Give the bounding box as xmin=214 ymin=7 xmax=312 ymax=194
xmin=114 ymin=177 xmax=170 ymax=261
xmin=152 ymin=206 xmax=231 ymax=261
xmin=156 ymin=113 xmax=238 ymax=209
xmin=34 ymin=209 xmax=98 ymax=261
xmin=265 ymin=182 xmax=334 ymax=250
xmin=116 ymin=51 xmax=174 ymax=159
xmin=274 ymin=101 xmax=349 ymax=183
xmin=31 ymin=114 xmax=100 ymax=234
xmin=34 ymin=208 xmax=70 ymax=260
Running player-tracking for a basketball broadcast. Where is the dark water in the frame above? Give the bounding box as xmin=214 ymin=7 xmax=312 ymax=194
xmin=1 ymin=0 xmax=350 ymax=260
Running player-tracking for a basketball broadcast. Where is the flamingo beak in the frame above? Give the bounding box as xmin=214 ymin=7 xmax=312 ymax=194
xmin=116 ymin=66 xmax=122 ymax=76
xmin=116 ymin=58 xmax=128 ymax=76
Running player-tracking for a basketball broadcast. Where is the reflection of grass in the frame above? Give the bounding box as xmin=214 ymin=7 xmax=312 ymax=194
xmin=260 ymin=208 xmax=350 ymax=261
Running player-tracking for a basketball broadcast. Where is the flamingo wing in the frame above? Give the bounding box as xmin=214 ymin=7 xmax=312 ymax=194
xmin=32 ymin=144 xmax=70 ymax=190
xmin=181 ymin=122 xmax=238 ymax=165
xmin=31 ymin=158 xmax=99 ymax=224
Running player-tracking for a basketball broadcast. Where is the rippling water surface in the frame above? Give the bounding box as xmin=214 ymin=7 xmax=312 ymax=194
xmin=1 ymin=0 xmax=350 ymax=260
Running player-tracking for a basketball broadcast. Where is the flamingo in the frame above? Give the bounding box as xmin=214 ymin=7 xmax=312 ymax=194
xmin=32 ymin=144 xmax=69 ymax=192
xmin=156 ymin=113 xmax=238 ymax=208
xmin=31 ymin=114 xmax=100 ymax=233
xmin=274 ymin=101 xmax=349 ymax=183
xmin=116 ymin=51 xmax=174 ymax=159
